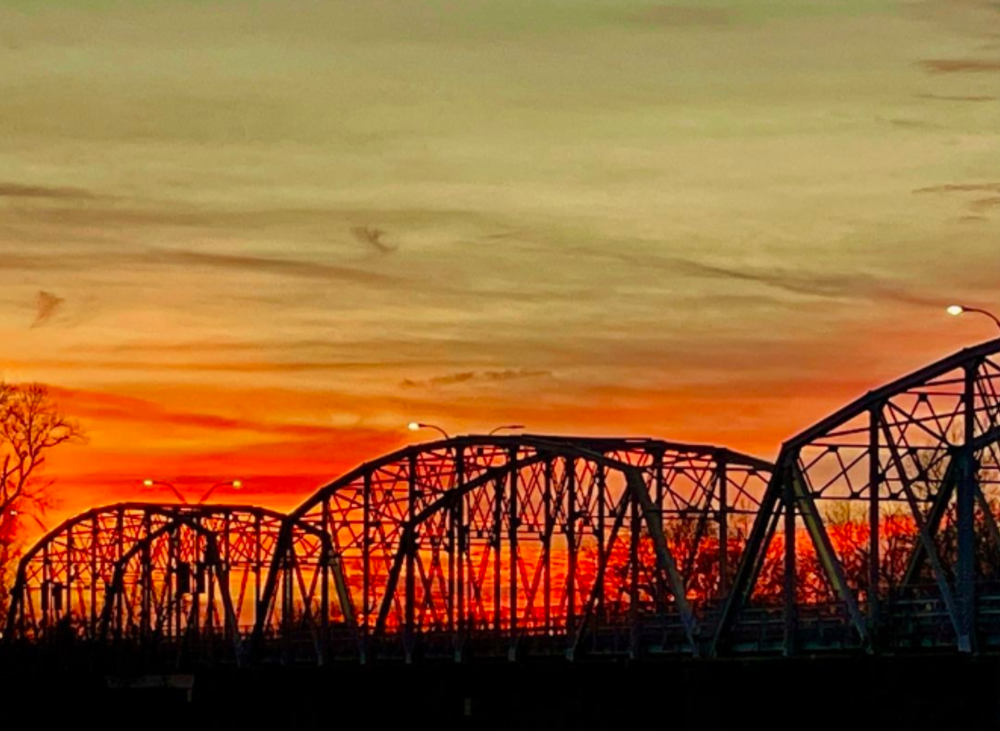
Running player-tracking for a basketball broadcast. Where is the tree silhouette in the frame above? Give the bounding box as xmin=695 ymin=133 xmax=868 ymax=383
xmin=0 ymin=382 xmax=84 ymax=615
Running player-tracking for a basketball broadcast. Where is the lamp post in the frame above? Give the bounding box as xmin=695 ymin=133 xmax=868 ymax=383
xmin=142 ymin=479 xmax=188 ymax=504
xmin=488 ymin=424 xmax=526 ymax=435
xmin=141 ymin=479 xmax=243 ymax=504
xmin=407 ymin=422 xmax=451 ymax=440
xmin=947 ymin=304 xmax=1000 ymax=333
xmin=197 ymin=480 xmax=243 ymax=504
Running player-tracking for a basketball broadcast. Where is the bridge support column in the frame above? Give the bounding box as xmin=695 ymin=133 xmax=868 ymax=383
xmin=957 ymin=362 xmax=978 ymax=653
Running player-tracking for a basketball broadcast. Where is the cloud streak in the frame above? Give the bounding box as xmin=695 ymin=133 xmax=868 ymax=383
xmin=401 ymin=369 xmax=552 ymax=389
xmin=919 ymin=58 xmax=1000 ymax=74
xmin=652 ymin=257 xmax=945 ymax=307
xmin=0 ymin=182 xmax=100 ymax=200
xmin=0 ymin=246 xmax=399 ymax=285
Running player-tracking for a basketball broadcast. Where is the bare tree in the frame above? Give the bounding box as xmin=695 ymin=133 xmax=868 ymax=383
xmin=0 ymin=383 xmax=84 ymax=614
xmin=0 ymin=383 xmax=84 ymax=519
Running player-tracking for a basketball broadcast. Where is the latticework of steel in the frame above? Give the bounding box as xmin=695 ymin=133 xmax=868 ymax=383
xmin=3 ymin=338 xmax=999 ymax=664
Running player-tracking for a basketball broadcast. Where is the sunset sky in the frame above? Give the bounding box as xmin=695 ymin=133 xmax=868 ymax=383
xmin=0 ymin=0 xmax=997 ymax=536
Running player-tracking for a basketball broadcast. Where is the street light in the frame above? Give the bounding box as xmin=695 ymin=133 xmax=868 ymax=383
xmin=141 ymin=479 xmax=243 ymax=504
xmin=488 ymin=424 xmax=526 ymax=435
xmin=197 ymin=480 xmax=243 ymax=504
xmin=407 ymin=422 xmax=451 ymax=440
xmin=946 ymin=304 xmax=1000 ymax=333
xmin=142 ymin=479 xmax=188 ymax=504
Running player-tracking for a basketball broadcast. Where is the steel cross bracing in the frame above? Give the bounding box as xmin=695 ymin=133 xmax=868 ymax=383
xmin=3 ymin=503 xmax=315 ymax=663
xmin=3 ymin=338 xmax=1000 ymax=665
xmin=253 ymin=436 xmax=773 ymax=663
xmin=715 ymin=338 xmax=1000 ymax=656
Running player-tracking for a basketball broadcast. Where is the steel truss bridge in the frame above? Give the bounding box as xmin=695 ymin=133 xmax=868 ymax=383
xmin=4 ymin=339 xmax=1000 ymax=665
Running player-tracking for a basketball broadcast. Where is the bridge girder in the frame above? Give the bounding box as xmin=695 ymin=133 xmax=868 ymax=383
xmin=6 ymin=339 xmax=1000 ymax=664
xmin=716 ymin=338 xmax=1000 ymax=656
xmin=4 ymin=502 xmax=304 ymax=660
xmin=254 ymin=436 xmax=773 ymax=662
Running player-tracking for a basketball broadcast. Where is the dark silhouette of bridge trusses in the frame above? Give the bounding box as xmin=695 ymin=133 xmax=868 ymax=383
xmin=5 ymin=339 xmax=1000 ymax=665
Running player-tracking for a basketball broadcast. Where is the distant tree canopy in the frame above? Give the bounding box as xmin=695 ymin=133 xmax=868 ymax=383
xmin=0 ymin=382 xmax=84 ymax=613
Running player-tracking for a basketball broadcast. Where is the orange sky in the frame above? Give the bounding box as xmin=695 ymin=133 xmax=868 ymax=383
xmin=0 ymin=0 xmax=997 ymax=540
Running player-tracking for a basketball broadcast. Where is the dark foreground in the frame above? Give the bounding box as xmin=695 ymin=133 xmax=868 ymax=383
xmin=3 ymin=654 xmax=999 ymax=729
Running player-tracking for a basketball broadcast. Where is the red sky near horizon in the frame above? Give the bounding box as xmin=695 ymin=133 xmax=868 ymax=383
xmin=0 ymin=0 xmax=997 ymax=541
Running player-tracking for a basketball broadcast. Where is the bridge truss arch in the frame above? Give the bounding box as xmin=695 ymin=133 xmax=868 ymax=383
xmin=256 ymin=436 xmax=774 ymax=662
xmin=4 ymin=502 xmax=315 ymax=661
xmin=716 ymin=338 xmax=1000 ymax=655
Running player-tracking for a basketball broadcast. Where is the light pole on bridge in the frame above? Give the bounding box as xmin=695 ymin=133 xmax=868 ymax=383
xmin=141 ymin=479 xmax=243 ymax=504
xmin=407 ymin=422 xmax=451 ymax=440
xmin=487 ymin=424 xmax=526 ymax=436
xmin=947 ymin=304 xmax=1000 ymax=333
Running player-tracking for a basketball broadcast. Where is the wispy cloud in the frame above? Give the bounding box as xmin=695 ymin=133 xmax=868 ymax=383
xmin=31 ymin=290 xmax=64 ymax=328
xmin=351 ymin=226 xmax=397 ymax=254
xmin=914 ymin=183 xmax=1000 ymax=194
xmin=969 ymin=197 xmax=1000 ymax=212
xmin=401 ymin=369 xmax=552 ymax=389
xmin=145 ymin=248 xmax=399 ymax=284
xmin=919 ymin=58 xmax=1000 ymax=74
xmin=0 ymin=182 xmax=100 ymax=200
xmin=0 ymin=245 xmax=400 ymax=285
xmin=653 ymin=257 xmax=944 ymax=307
xmin=913 ymin=183 xmax=1000 ymax=218
xmin=47 ymin=386 xmax=354 ymax=439
xmin=916 ymin=93 xmax=996 ymax=103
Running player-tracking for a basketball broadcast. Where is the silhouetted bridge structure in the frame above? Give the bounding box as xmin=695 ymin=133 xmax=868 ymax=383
xmin=5 ymin=339 xmax=1000 ymax=667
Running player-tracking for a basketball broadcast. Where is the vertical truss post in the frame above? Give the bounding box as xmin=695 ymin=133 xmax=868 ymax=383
xmin=783 ymin=459 xmax=797 ymax=657
xmin=253 ymin=513 xmax=262 ymax=626
xmin=957 ymin=362 xmax=979 ymax=652
xmin=543 ymin=458 xmax=553 ymax=634
xmin=116 ymin=508 xmax=126 ymax=640
xmin=595 ymin=464 xmax=606 ymax=633
xmin=141 ymin=513 xmax=152 ymax=640
xmin=90 ymin=517 xmax=99 ymax=631
xmin=508 ymin=449 xmax=519 ymax=661
xmin=718 ymin=457 xmax=729 ymax=598
xmin=492 ymin=472 xmax=503 ymax=639
xmin=320 ymin=503 xmax=331 ymax=665
xmin=362 ymin=471 xmax=371 ymax=663
xmin=171 ymin=526 xmax=182 ymax=641
xmin=868 ymin=405 xmax=881 ymax=640
xmin=405 ymin=452 xmax=418 ymax=662
xmin=452 ymin=446 xmax=464 ymax=661
xmin=566 ymin=456 xmax=577 ymax=659
xmin=64 ymin=528 xmax=73 ymax=631
xmin=629 ymin=484 xmax=641 ymax=659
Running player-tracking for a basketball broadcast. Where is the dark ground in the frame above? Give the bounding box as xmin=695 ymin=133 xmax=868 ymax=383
xmin=2 ymin=654 xmax=999 ymax=729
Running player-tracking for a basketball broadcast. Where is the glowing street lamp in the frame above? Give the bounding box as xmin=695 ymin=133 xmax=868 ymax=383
xmin=488 ymin=424 xmax=526 ymax=435
xmin=946 ymin=304 xmax=1000 ymax=333
xmin=142 ymin=479 xmax=188 ymax=504
xmin=141 ymin=478 xmax=243 ymax=504
xmin=197 ymin=480 xmax=243 ymax=504
xmin=407 ymin=422 xmax=451 ymax=440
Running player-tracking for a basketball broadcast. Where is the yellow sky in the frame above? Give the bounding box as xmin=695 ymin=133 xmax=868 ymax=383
xmin=0 ymin=0 xmax=997 ymax=532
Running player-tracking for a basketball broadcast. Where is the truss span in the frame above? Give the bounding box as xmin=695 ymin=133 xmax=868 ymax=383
xmin=256 ymin=436 xmax=774 ymax=662
xmin=4 ymin=502 xmax=321 ymax=661
xmin=717 ymin=338 xmax=1000 ymax=655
